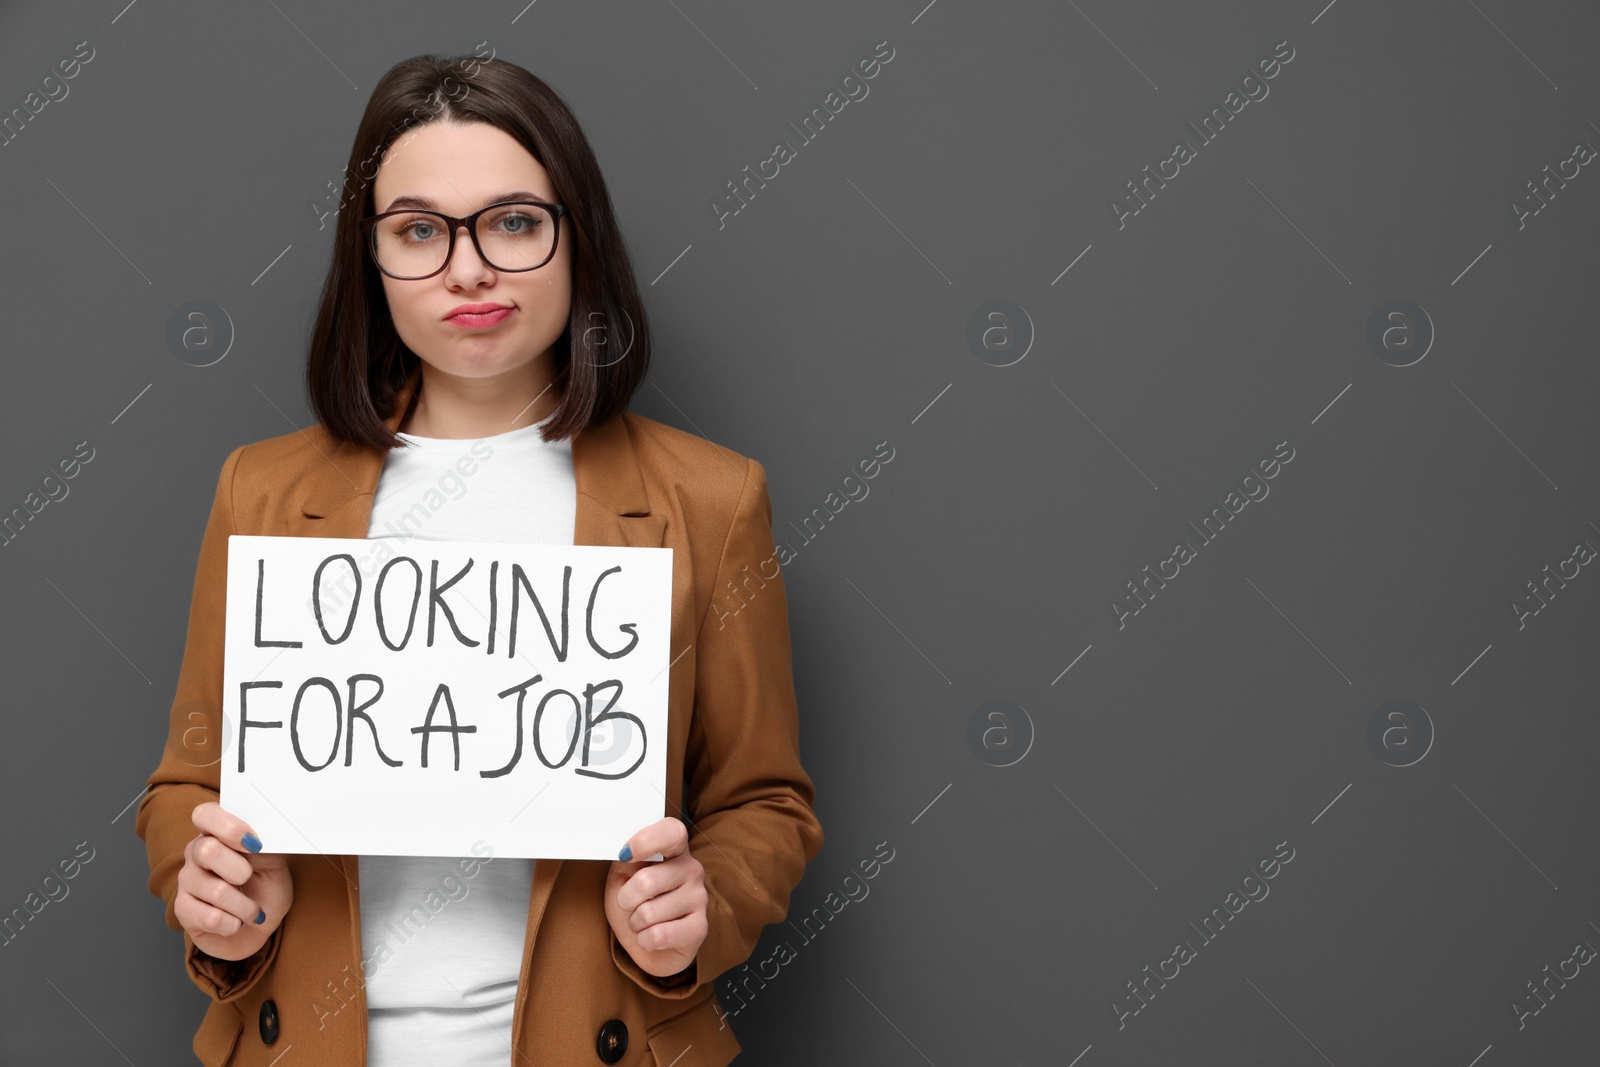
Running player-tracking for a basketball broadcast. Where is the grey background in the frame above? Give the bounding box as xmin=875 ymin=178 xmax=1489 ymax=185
xmin=2 ymin=0 xmax=1598 ymax=1064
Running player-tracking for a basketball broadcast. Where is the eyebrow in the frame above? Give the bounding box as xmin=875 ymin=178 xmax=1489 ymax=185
xmin=381 ymin=190 xmax=553 ymax=213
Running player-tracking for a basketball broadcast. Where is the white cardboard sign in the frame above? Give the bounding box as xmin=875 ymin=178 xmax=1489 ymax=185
xmin=219 ymin=535 xmax=672 ymax=859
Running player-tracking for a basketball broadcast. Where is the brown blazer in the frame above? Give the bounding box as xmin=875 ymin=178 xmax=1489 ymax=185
xmin=135 ymin=365 xmax=824 ymax=1066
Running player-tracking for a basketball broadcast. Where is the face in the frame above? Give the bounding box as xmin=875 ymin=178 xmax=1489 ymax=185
xmin=368 ymin=120 xmax=572 ymax=383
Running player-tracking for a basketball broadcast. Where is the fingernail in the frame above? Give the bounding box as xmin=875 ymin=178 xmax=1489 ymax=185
xmin=618 ymin=844 xmax=632 ymax=862
xmin=255 ymin=909 xmax=266 ymax=925
xmin=242 ymin=833 xmax=262 ymax=853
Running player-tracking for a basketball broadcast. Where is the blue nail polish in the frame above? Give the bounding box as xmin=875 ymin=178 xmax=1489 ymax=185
xmin=255 ymin=909 xmax=266 ymax=925
xmin=242 ymin=833 xmax=262 ymax=853
xmin=618 ymin=845 xmax=632 ymax=862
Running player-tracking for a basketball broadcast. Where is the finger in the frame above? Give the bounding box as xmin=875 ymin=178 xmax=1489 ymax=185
xmin=191 ymin=801 xmax=265 ymax=856
xmin=627 ymin=879 xmax=704 ymax=936
xmin=178 ymin=861 xmax=264 ymax=928
xmin=175 ymin=889 xmax=250 ymax=938
xmin=186 ymin=832 xmax=253 ymax=888
xmin=616 ymin=856 xmax=693 ymax=913
xmin=617 ymin=817 xmax=687 ymax=865
xmin=631 ymin=910 xmax=706 ymax=956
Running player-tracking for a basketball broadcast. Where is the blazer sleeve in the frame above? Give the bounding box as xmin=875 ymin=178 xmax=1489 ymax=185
xmin=133 ymin=443 xmax=284 ymax=1003
xmin=610 ymin=456 xmax=825 ymax=999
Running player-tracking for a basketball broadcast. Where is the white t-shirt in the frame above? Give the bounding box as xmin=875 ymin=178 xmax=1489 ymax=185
xmin=357 ymin=411 xmax=575 ymax=1067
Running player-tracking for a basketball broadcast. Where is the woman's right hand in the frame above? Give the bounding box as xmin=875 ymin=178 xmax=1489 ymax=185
xmin=175 ymin=801 xmax=294 ymax=962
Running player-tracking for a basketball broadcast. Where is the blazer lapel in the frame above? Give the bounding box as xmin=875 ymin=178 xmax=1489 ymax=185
xmin=292 ymin=363 xmax=667 ymax=985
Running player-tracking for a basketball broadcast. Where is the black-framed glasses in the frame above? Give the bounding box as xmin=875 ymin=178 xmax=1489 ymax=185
xmin=358 ymin=199 xmax=568 ymax=280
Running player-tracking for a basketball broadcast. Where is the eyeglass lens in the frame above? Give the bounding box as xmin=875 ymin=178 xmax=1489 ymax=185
xmin=371 ymin=202 xmax=556 ymax=277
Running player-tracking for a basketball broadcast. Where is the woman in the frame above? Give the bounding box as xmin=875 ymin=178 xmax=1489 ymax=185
xmin=134 ymin=53 xmax=823 ymax=1067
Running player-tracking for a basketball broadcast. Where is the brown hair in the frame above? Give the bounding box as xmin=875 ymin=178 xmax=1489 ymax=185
xmin=305 ymin=53 xmax=650 ymax=447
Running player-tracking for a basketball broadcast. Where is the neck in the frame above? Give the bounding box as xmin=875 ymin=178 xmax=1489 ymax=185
xmin=401 ymin=359 xmax=561 ymax=439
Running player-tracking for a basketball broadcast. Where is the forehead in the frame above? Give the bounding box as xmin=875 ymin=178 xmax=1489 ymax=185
xmin=372 ymin=121 xmax=552 ymax=213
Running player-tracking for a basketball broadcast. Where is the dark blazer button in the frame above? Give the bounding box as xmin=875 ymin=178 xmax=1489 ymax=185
xmin=259 ymin=998 xmax=280 ymax=1045
xmin=595 ymin=1018 xmax=628 ymax=1063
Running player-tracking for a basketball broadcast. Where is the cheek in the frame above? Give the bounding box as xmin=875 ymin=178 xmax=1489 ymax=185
xmin=519 ymin=266 xmax=573 ymax=318
xmin=382 ymin=281 xmax=429 ymax=337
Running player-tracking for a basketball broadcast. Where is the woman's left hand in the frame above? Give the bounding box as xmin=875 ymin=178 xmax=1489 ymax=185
xmin=604 ymin=816 xmax=708 ymax=979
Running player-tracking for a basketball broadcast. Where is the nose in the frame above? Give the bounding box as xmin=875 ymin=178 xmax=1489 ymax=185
xmin=444 ymin=222 xmax=495 ymax=286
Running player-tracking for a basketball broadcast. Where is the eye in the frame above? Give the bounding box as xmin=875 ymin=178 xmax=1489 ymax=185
xmin=496 ymin=211 xmax=541 ymax=234
xmin=398 ymin=219 xmax=439 ymax=241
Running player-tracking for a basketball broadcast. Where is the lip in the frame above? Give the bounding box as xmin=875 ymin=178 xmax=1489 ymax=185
xmin=443 ymin=303 xmax=513 ymax=329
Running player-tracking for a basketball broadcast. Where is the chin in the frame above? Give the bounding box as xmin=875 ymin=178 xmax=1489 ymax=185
xmin=423 ymin=350 xmax=511 ymax=378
